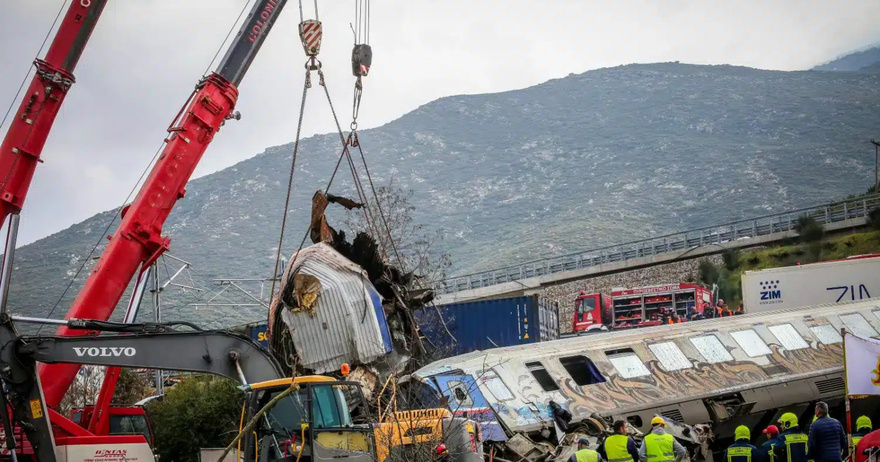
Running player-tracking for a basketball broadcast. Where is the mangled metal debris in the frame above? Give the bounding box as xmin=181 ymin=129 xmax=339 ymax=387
xmin=267 ymin=191 xmax=434 ymax=386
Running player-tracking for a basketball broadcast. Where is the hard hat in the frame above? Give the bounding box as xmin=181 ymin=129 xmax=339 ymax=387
xmin=857 ymin=416 xmax=873 ymax=431
xmin=435 ymin=444 xmax=448 ymax=455
xmin=734 ymin=426 xmax=751 ymax=441
xmin=651 ymin=416 xmax=667 ymax=427
xmin=577 ymin=437 xmax=591 ymax=446
xmin=763 ymin=425 xmax=779 ymax=436
xmin=778 ymin=413 xmax=799 ymax=430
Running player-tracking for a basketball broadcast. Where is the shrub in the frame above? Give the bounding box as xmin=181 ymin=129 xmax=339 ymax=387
xmin=722 ymin=249 xmax=741 ymax=271
xmin=868 ymin=207 xmax=880 ymax=231
xmin=698 ymin=260 xmax=719 ymax=285
xmin=147 ymin=376 xmax=244 ymax=462
xmin=794 ymin=215 xmax=824 ymax=243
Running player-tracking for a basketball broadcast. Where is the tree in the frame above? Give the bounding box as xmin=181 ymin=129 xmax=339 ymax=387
xmin=721 ymin=249 xmax=740 ymax=271
xmin=59 ymin=365 xmax=105 ymax=416
xmin=794 ymin=215 xmax=824 ymax=243
xmin=344 ymin=180 xmax=452 ymax=284
xmin=147 ymin=376 xmax=244 ymax=462
xmin=112 ymin=368 xmax=151 ymax=405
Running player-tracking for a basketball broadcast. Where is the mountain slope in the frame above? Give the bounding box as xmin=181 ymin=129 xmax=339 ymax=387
xmin=9 ymin=62 xmax=880 ymax=327
xmin=812 ymin=45 xmax=880 ymax=72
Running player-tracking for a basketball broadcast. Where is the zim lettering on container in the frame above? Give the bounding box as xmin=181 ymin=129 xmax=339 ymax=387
xmin=759 ymin=280 xmax=782 ymax=304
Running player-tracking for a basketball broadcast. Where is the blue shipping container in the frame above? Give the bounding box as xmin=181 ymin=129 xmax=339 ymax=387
xmin=415 ymin=295 xmax=559 ymax=357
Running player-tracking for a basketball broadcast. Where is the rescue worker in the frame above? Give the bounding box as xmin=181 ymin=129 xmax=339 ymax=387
xmin=639 ymin=417 xmax=687 ymax=462
xmin=600 ymin=420 xmax=640 ymax=462
xmin=735 ymin=303 xmax=744 ymax=315
xmin=570 ymin=437 xmax=603 ymax=462
xmin=435 ymin=443 xmax=450 ymax=461
xmin=851 ymin=416 xmax=873 ymax=456
xmin=761 ymin=425 xmax=780 ymax=462
xmin=774 ymin=413 xmax=809 ymax=462
xmin=808 ymin=401 xmax=846 ymax=462
xmin=725 ymin=426 xmax=758 ymax=462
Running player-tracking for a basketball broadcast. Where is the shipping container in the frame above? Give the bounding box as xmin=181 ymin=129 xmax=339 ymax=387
xmin=742 ymin=254 xmax=880 ymax=313
xmin=229 ymin=321 xmax=269 ymax=348
xmin=415 ymin=295 xmax=559 ymax=358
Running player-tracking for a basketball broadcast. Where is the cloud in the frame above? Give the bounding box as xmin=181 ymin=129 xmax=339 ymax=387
xmin=1 ymin=0 xmax=879 ymax=245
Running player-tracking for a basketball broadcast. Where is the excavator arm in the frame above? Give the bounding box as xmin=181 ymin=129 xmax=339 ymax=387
xmin=0 ymin=315 xmax=284 ymax=462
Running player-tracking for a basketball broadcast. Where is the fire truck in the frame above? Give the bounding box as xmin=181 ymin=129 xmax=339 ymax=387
xmin=572 ymin=283 xmax=713 ymax=333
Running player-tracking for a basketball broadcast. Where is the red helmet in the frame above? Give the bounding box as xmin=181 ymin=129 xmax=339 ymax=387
xmin=436 ymin=444 xmax=448 ymax=455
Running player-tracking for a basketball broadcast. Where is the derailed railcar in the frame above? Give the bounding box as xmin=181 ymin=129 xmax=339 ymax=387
xmin=404 ymin=298 xmax=880 ymax=457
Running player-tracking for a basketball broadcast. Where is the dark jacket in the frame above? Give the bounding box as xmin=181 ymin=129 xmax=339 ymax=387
xmin=808 ymin=416 xmax=847 ymax=462
xmin=725 ymin=441 xmax=758 ymax=462
xmin=759 ymin=438 xmax=779 ymax=462
xmin=774 ymin=429 xmax=809 ymax=462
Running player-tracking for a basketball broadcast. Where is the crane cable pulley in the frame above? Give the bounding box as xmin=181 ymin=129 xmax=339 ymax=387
xmin=270 ymin=0 xmax=402 ymax=303
xmin=350 ymin=0 xmax=372 ymax=130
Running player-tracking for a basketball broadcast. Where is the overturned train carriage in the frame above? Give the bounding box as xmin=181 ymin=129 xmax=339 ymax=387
xmin=404 ymin=298 xmax=880 ymax=448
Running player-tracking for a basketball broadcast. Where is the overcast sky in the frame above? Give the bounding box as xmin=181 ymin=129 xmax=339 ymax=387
xmin=2 ymin=0 xmax=879 ymax=246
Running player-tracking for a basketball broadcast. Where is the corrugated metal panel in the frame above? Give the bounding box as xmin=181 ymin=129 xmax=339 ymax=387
xmin=276 ymin=244 xmax=391 ymax=374
xmin=416 ymin=295 xmax=560 ymax=357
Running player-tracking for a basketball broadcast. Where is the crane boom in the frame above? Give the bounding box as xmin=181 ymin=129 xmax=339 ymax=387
xmin=0 ymin=0 xmax=108 ymax=228
xmin=38 ymin=0 xmax=289 ymax=408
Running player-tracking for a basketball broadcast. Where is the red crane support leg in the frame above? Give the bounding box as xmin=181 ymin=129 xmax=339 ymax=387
xmin=0 ymin=0 xmax=107 ymax=228
xmin=38 ymin=74 xmax=239 ymax=408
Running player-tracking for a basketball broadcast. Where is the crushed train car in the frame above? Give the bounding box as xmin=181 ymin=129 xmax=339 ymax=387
xmin=401 ymin=298 xmax=880 ymax=458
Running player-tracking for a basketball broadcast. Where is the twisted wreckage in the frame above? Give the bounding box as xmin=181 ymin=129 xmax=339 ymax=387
xmin=262 ymin=196 xmax=874 ymax=461
xmin=266 ymin=191 xmax=434 ymax=396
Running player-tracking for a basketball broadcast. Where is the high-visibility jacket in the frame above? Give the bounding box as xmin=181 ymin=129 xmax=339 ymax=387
xmin=851 ymin=431 xmax=869 ymax=455
xmin=645 ymin=433 xmax=675 ymax=462
xmin=774 ymin=431 xmax=808 ymax=462
xmin=605 ymin=434 xmax=635 ymax=462
xmin=576 ymin=449 xmax=600 ymax=462
xmin=726 ymin=442 xmax=757 ymax=462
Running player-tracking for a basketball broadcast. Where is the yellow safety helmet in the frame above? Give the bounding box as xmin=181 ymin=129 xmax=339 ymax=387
xmin=651 ymin=416 xmax=667 ymax=427
xmin=857 ymin=416 xmax=873 ymax=431
xmin=735 ymin=426 xmax=751 ymax=442
xmin=778 ymin=413 xmax=799 ymax=430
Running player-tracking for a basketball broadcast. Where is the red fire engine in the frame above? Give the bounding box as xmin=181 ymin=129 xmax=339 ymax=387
xmin=573 ymin=283 xmax=713 ymax=332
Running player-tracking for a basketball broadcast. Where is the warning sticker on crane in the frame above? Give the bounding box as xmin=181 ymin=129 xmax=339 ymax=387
xmin=30 ymin=399 xmax=43 ymax=419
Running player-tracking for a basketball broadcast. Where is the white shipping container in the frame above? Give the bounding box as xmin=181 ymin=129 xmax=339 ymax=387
xmin=742 ymin=255 xmax=880 ymax=313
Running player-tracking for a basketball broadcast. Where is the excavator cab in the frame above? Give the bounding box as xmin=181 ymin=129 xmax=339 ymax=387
xmin=239 ymin=376 xmax=375 ymax=462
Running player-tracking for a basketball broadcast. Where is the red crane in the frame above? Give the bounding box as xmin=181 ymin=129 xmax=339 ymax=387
xmin=0 ymin=1 xmax=108 ymax=230
xmin=36 ymin=0 xmax=290 ymax=430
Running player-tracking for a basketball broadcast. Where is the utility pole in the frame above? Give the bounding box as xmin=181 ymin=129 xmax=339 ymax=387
xmin=871 ymin=139 xmax=880 ymax=194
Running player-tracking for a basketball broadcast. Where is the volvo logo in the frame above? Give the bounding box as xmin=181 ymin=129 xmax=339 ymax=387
xmin=73 ymin=347 xmax=136 ymax=357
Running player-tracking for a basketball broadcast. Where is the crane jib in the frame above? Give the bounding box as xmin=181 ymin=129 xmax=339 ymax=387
xmin=217 ymin=0 xmax=288 ymax=86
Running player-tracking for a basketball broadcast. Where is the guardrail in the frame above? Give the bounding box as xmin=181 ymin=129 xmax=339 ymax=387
xmin=434 ymin=194 xmax=880 ymax=295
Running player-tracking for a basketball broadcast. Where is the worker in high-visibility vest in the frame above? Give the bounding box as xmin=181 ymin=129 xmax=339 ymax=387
xmin=725 ymin=426 xmax=758 ymax=462
xmin=773 ymin=413 xmax=809 ymax=462
xmin=570 ymin=437 xmax=604 ymax=462
xmin=851 ymin=416 xmax=872 ymax=456
xmin=638 ymin=417 xmax=687 ymax=462
xmin=600 ymin=420 xmax=640 ymax=462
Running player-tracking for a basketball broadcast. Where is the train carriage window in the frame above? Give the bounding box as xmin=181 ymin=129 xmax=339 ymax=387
xmin=447 ymin=381 xmax=474 ymax=407
xmin=840 ymin=313 xmax=878 ymax=338
xmin=559 ymin=355 xmax=607 ymax=386
xmin=482 ymin=373 xmax=515 ymax=401
xmin=526 ymin=361 xmax=560 ymax=392
xmin=809 ymin=325 xmax=843 ymax=345
xmin=730 ymin=329 xmax=772 ymax=357
xmin=690 ymin=335 xmax=733 ymax=363
xmin=606 ymin=349 xmax=651 ymax=379
xmin=648 ymin=342 xmax=692 ymax=371
xmin=768 ymin=324 xmax=809 ymax=350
